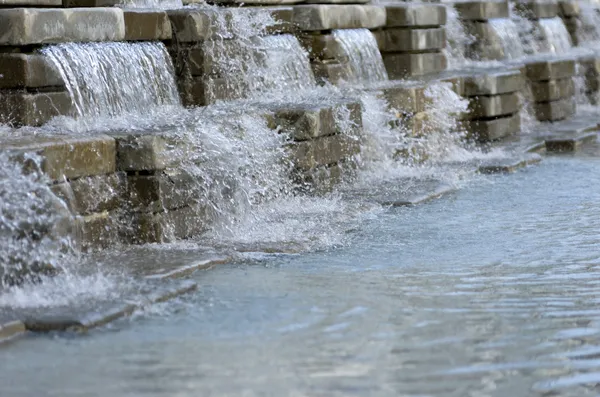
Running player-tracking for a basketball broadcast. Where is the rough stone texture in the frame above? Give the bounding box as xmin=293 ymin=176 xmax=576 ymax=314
xmin=267 ymin=101 xmax=362 ymax=141
xmin=463 ymin=113 xmax=521 ymax=141
xmin=373 ymin=83 xmax=429 ymax=114
xmin=383 ymin=52 xmax=447 ymax=79
xmin=211 ymin=0 xmax=300 ymax=4
xmin=533 ymin=97 xmax=576 ymax=121
xmin=465 ymin=21 xmax=510 ymax=60
xmin=545 ymin=132 xmax=597 ymax=152
xmin=454 ymin=1 xmax=509 ymax=21
xmin=63 ymin=0 xmax=119 ymax=6
xmin=131 ymin=206 xmax=208 ymax=244
xmin=400 ymin=111 xmax=430 ymax=137
xmin=291 ymin=133 xmax=360 ymax=171
xmin=263 ymin=6 xmax=295 ymax=34
xmin=178 ymin=77 xmax=242 ymax=106
xmin=384 ymin=3 xmax=447 ymax=28
xmin=1 ymin=0 xmax=59 ymax=4
xmin=463 ymin=69 xmax=523 ymax=96
xmin=466 ymin=93 xmax=521 ymax=119
xmin=558 ymin=0 xmax=579 ymax=16
xmin=300 ymin=33 xmax=346 ymax=60
xmin=292 ymin=5 xmax=386 ymax=31
xmin=0 ymin=8 xmax=125 ymax=45
xmin=0 ymin=54 xmax=63 ymax=89
xmin=124 ymin=10 xmax=171 ymax=41
xmin=111 ymin=132 xmax=190 ymax=172
xmin=170 ymin=45 xmax=205 ymax=77
xmin=52 ymin=173 xmax=125 ymax=215
xmin=75 ymin=211 xmax=118 ymax=250
xmin=525 ymin=59 xmax=575 ymax=81
xmin=0 ymin=321 xmax=26 ymax=343
xmin=312 ymin=61 xmax=352 ymax=85
xmin=0 ymin=92 xmax=73 ymax=127
xmin=374 ymin=27 xmax=446 ymax=52
xmin=515 ymin=1 xmax=559 ymax=19
xmin=530 ymin=78 xmax=574 ymax=102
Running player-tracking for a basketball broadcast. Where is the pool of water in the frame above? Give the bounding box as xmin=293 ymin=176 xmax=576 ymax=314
xmin=3 ymin=153 xmax=600 ymax=397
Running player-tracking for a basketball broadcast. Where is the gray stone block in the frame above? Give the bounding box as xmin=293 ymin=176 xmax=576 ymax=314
xmin=465 ymin=21 xmax=510 ymax=60
xmin=384 ymin=3 xmax=446 ymax=28
xmin=0 ymin=321 xmax=26 ymax=344
xmin=131 ymin=206 xmax=208 ymax=244
xmin=463 ymin=112 xmax=521 ymax=141
xmin=51 ymin=173 xmax=125 ymax=215
xmin=210 ymin=0 xmax=300 ymax=4
xmin=0 ymin=8 xmax=125 ymax=46
xmin=525 ymin=58 xmax=575 ymax=81
xmin=374 ymin=27 xmax=446 ymax=52
xmin=124 ymin=10 xmax=172 ymax=41
xmin=0 ymin=91 xmax=73 ymax=127
xmin=558 ymin=0 xmax=580 ymax=16
xmin=300 ymin=33 xmax=346 ymax=60
xmin=466 ymin=92 xmax=521 ymax=119
xmin=111 ymin=132 xmax=191 ymax=172
xmin=371 ymin=82 xmax=429 ymax=114
xmin=292 ymin=5 xmax=386 ymax=31
xmin=534 ymin=97 xmax=576 ymax=121
xmin=0 ymin=0 xmax=59 ymax=5
xmin=311 ymin=60 xmax=353 ymax=85
xmin=531 ymin=78 xmax=574 ymax=102
xmin=545 ymin=132 xmax=597 ymax=152
xmin=291 ymin=133 xmax=360 ymax=170
xmin=383 ymin=52 xmax=447 ymax=79
xmin=463 ymin=69 xmax=523 ymax=96
xmin=454 ymin=1 xmax=509 ymax=21
xmin=75 ymin=211 xmax=119 ymax=250
xmin=0 ymin=54 xmax=63 ymax=89
xmin=515 ymin=1 xmax=559 ymax=19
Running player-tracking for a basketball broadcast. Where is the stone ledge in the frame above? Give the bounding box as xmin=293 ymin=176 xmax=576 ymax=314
xmin=312 ymin=61 xmax=352 ymax=85
xmin=383 ymin=52 xmax=447 ymax=79
xmin=300 ymin=33 xmax=346 ymax=60
xmin=291 ymin=133 xmax=360 ymax=170
xmin=0 ymin=8 xmax=125 ymax=46
xmin=0 ymin=54 xmax=63 ymax=89
xmin=525 ymin=58 xmax=575 ymax=81
xmin=545 ymin=132 xmax=597 ymax=152
xmin=369 ymin=82 xmax=429 ymax=114
xmin=530 ymin=78 xmax=574 ymax=102
xmin=110 ymin=132 xmax=191 ymax=172
xmin=0 ymin=0 xmax=59 ymax=4
xmin=0 ymin=320 xmax=26 ymax=344
xmin=454 ymin=1 xmax=509 ymax=21
xmin=383 ymin=3 xmax=446 ymax=28
xmin=0 ymin=91 xmax=73 ymax=127
xmin=124 ymin=10 xmax=172 ymax=41
xmin=292 ymin=5 xmax=386 ymax=31
xmin=466 ymin=93 xmax=521 ymax=119
xmin=130 ymin=206 xmax=208 ymax=244
xmin=558 ymin=0 xmax=580 ymax=17
xmin=478 ymin=153 xmax=542 ymax=174
xmin=463 ymin=69 xmax=523 ymax=96
xmin=51 ymin=172 xmax=125 ymax=215
xmin=515 ymin=1 xmax=559 ymax=19
xmin=75 ymin=211 xmax=118 ymax=250
xmin=375 ymin=27 xmax=446 ymax=53
xmin=463 ymin=112 xmax=521 ymax=141
xmin=533 ymin=97 xmax=576 ymax=121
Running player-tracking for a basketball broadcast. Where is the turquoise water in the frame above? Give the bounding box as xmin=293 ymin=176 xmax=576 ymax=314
xmin=3 ymin=154 xmax=600 ymax=396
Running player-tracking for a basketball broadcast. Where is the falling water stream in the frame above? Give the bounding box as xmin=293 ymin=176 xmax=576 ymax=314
xmin=331 ymin=29 xmax=388 ymax=84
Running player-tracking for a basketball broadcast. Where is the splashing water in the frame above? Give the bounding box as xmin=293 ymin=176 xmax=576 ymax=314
xmin=537 ymin=17 xmax=573 ymax=54
xmin=42 ymin=42 xmax=180 ymax=119
xmin=444 ymin=5 xmax=475 ymax=67
xmin=488 ymin=19 xmax=527 ymax=59
xmin=118 ymin=0 xmax=182 ymax=9
xmin=331 ymin=29 xmax=388 ymax=85
xmin=577 ymin=2 xmax=600 ymax=47
xmin=509 ymin=3 xmax=543 ymax=55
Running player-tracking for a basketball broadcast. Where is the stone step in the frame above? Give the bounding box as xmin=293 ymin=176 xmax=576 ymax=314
xmin=530 ymin=78 xmax=575 ymax=102
xmin=129 ymin=206 xmax=209 ymax=244
xmin=383 ymin=52 xmax=447 ymax=79
xmin=558 ymin=0 xmax=580 ymax=17
xmin=533 ymin=96 xmax=576 ymax=122
xmin=545 ymin=132 xmax=598 ymax=152
xmin=465 ymin=92 xmax=521 ymax=119
xmin=123 ymin=10 xmax=171 ymax=41
xmin=51 ymin=172 xmax=125 ymax=216
xmin=290 ymin=133 xmax=360 ymax=171
xmin=0 ymin=91 xmax=72 ymax=127
xmin=478 ymin=153 xmax=542 ymax=174
xmin=463 ymin=112 xmax=521 ymax=142
xmin=525 ymin=58 xmax=575 ymax=81
xmin=374 ymin=27 xmax=446 ymax=53
xmin=462 ymin=68 xmax=523 ymax=96
xmin=454 ymin=1 xmax=510 ymax=21
xmin=383 ymin=3 xmax=447 ymax=28
xmin=0 ymin=320 xmax=25 ymax=345
xmin=0 ymin=8 xmax=125 ymax=46
xmin=292 ymin=5 xmax=386 ymax=31
xmin=0 ymin=53 xmax=63 ymax=89
xmin=514 ymin=0 xmax=559 ymax=19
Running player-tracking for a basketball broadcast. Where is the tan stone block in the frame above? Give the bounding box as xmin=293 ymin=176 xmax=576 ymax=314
xmin=0 ymin=321 xmax=26 ymax=343
xmin=463 ymin=112 xmax=521 ymax=141
xmin=300 ymin=33 xmax=346 ymax=60
xmin=75 ymin=211 xmax=118 ymax=250
xmin=377 ymin=83 xmax=429 ymax=114
xmin=291 ymin=133 xmax=360 ymax=170
xmin=0 ymin=0 xmax=59 ymax=4
xmin=124 ymin=10 xmax=172 ymax=41
xmin=526 ymin=59 xmax=575 ymax=81
xmin=383 ymin=52 xmax=447 ymax=79
xmin=558 ymin=1 xmax=580 ymax=16
xmin=531 ymin=78 xmax=574 ymax=101
xmin=466 ymin=93 xmax=521 ymax=119
xmin=374 ymin=27 xmax=446 ymax=52
xmin=312 ymin=60 xmax=353 ymax=85
xmin=292 ymin=5 xmax=386 ymax=31
xmin=51 ymin=172 xmax=125 ymax=215
xmin=454 ymin=1 xmax=509 ymax=21
xmin=0 ymin=91 xmax=73 ymax=127
xmin=0 ymin=54 xmax=63 ymax=89
xmin=515 ymin=1 xmax=559 ymax=19
xmin=130 ymin=206 xmax=208 ymax=244
xmin=463 ymin=69 xmax=523 ymax=96
xmin=384 ymin=3 xmax=446 ymax=27
xmin=111 ymin=133 xmax=191 ymax=172
xmin=534 ymin=97 xmax=576 ymax=121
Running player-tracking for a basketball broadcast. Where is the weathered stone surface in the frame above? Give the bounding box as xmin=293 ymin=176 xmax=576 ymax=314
xmin=211 ymin=0 xmax=300 ymax=4
xmin=383 ymin=52 xmax=447 ymax=79
xmin=466 ymin=93 xmax=521 ymax=119
xmin=545 ymin=132 xmax=597 ymax=152
xmin=304 ymin=0 xmax=368 ymax=3
xmin=131 ymin=206 xmax=208 ymax=244
xmin=558 ymin=0 xmax=580 ymax=16
xmin=63 ymin=0 xmax=119 ymax=6
xmin=515 ymin=1 xmax=559 ymax=19
xmin=454 ymin=1 xmax=509 ymax=21
xmin=526 ymin=58 xmax=575 ymax=81
xmin=534 ymin=97 xmax=576 ymax=121
xmin=264 ymin=6 xmax=295 ymax=34
xmin=111 ymin=132 xmax=191 ymax=172
xmin=75 ymin=211 xmax=118 ymax=250
xmin=384 ymin=3 xmax=446 ymax=28
xmin=292 ymin=5 xmax=386 ymax=31
xmin=0 ymin=54 xmax=63 ymax=89
xmin=399 ymin=111 xmax=431 ymax=137
xmin=463 ymin=112 xmax=521 ymax=141
xmin=167 ymin=8 xmax=220 ymax=42
xmin=465 ymin=21 xmax=510 ymax=60
xmin=531 ymin=78 xmax=574 ymax=102
xmin=52 ymin=173 xmax=125 ymax=215
xmin=0 ymin=8 xmax=125 ymax=46
xmin=291 ymin=133 xmax=360 ymax=170
xmin=0 ymin=320 xmax=26 ymax=343
xmin=374 ymin=27 xmax=446 ymax=52
xmin=295 ymin=161 xmax=348 ymax=194
xmin=312 ymin=60 xmax=353 ymax=85
xmin=463 ymin=69 xmax=523 ymax=96
xmin=124 ymin=10 xmax=171 ymax=41
xmin=300 ymin=33 xmax=346 ymax=60
xmin=478 ymin=153 xmax=542 ymax=174
xmin=0 ymin=91 xmax=72 ymax=127
xmin=0 ymin=0 xmax=59 ymax=6
xmin=267 ymin=101 xmax=362 ymax=141
xmin=374 ymin=82 xmax=429 ymax=114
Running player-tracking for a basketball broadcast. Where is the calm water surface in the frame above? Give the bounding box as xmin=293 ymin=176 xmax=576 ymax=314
xmin=3 ymin=154 xmax=600 ymax=397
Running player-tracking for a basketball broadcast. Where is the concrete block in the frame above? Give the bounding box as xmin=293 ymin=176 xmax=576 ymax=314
xmin=0 ymin=91 xmax=73 ymax=127
xmin=533 ymin=97 xmax=576 ymax=121
xmin=463 ymin=69 xmax=523 ymax=96
xmin=0 ymin=8 xmax=125 ymax=46
xmin=62 ymin=0 xmax=119 ymax=6
xmin=383 ymin=52 xmax=447 ymax=79
xmin=525 ymin=58 xmax=575 ymax=81
xmin=463 ymin=112 xmax=521 ymax=141
xmin=466 ymin=92 xmax=521 ymax=119
xmin=210 ymin=0 xmax=300 ymax=4
xmin=131 ymin=206 xmax=208 ymax=244
xmin=0 ymin=321 xmax=26 ymax=344
xmin=531 ymin=78 xmax=574 ymax=102
xmin=374 ymin=27 xmax=446 ymax=52
xmin=111 ymin=132 xmax=191 ymax=172
xmin=374 ymin=83 xmax=429 ymax=114
xmin=545 ymin=132 xmax=597 ymax=152
xmin=384 ymin=3 xmax=446 ymax=28
xmin=291 ymin=133 xmax=360 ymax=170
xmin=465 ymin=21 xmax=510 ymax=60
xmin=311 ymin=60 xmax=353 ymax=85
xmin=292 ymin=5 xmax=386 ymax=31
xmin=454 ymin=1 xmax=509 ymax=21
xmin=0 ymin=54 xmax=63 ymax=89
xmin=51 ymin=172 xmax=125 ymax=215
xmin=124 ymin=10 xmax=172 ymax=41
xmin=75 ymin=211 xmax=118 ymax=250
xmin=300 ymin=33 xmax=346 ymax=60
xmin=0 ymin=0 xmax=59 ymax=4
xmin=558 ymin=1 xmax=580 ymax=16
xmin=515 ymin=1 xmax=559 ymax=19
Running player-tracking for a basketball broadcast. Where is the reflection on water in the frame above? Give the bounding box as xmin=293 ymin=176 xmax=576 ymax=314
xmin=3 ymin=155 xmax=600 ymax=397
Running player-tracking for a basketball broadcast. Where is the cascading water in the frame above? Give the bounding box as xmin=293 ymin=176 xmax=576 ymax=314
xmin=443 ymin=5 xmax=475 ymax=67
xmin=42 ymin=42 xmax=180 ymax=119
xmin=537 ymin=17 xmax=573 ymax=54
xmin=509 ymin=3 xmax=543 ymax=55
xmin=331 ymin=29 xmax=388 ymax=85
xmin=577 ymin=2 xmax=600 ymax=47
xmin=488 ymin=19 xmax=527 ymax=59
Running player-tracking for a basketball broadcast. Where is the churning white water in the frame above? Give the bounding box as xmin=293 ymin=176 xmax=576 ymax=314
xmin=537 ymin=17 xmax=573 ymax=54
xmin=332 ymin=29 xmax=388 ymax=84
xmin=488 ymin=19 xmax=527 ymax=59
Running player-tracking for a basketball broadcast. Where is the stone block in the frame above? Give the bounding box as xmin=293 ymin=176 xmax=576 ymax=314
xmin=267 ymin=101 xmax=362 ymax=141
xmin=463 ymin=113 xmax=521 ymax=141
xmin=0 ymin=91 xmax=73 ymax=127
xmin=167 ymin=8 xmax=219 ymax=42
xmin=51 ymin=172 xmax=125 ymax=215
xmin=62 ymin=0 xmax=119 ymax=6
xmin=0 ymin=0 xmax=59 ymax=4
xmin=545 ymin=132 xmax=597 ymax=152
xmin=454 ymin=1 xmax=509 ymax=21
xmin=466 ymin=93 xmax=521 ymax=119
xmin=291 ymin=133 xmax=360 ymax=170
xmin=130 ymin=206 xmax=208 ymax=244
xmin=264 ymin=6 xmax=295 ymax=34
xmin=211 ymin=0 xmax=300 ymax=4
xmin=0 ymin=54 xmax=63 ymax=89
xmin=525 ymin=58 xmax=575 ymax=81
xmin=531 ymin=78 xmax=574 ymax=102
xmin=384 ymin=3 xmax=446 ymax=28
xmin=300 ymin=33 xmax=346 ymax=60
xmin=374 ymin=27 xmax=446 ymax=52
xmin=292 ymin=5 xmax=386 ymax=31
xmin=515 ymin=1 xmax=559 ymax=19
xmin=383 ymin=52 xmax=447 ymax=79
xmin=75 ymin=211 xmax=118 ymax=250
xmin=170 ymin=45 xmax=205 ymax=79
xmin=399 ymin=111 xmax=431 ymax=137
xmin=533 ymin=97 xmax=576 ymax=121
xmin=465 ymin=21 xmax=510 ymax=60
xmin=111 ymin=132 xmax=191 ymax=172
xmin=124 ymin=10 xmax=172 ymax=41
xmin=463 ymin=69 xmax=523 ymax=96
xmin=558 ymin=1 xmax=580 ymax=16
xmin=375 ymin=82 xmax=429 ymax=114
xmin=0 ymin=321 xmax=26 ymax=343
xmin=312 ymin=60 xmax=353 ymax=85
xmin=0 ymin=8 xmax=125 ymax=46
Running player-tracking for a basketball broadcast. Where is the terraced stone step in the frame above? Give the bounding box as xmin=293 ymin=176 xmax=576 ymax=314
xmin=383 ymin=52 xmax=447 ymax=79
xmin=545 ymin=133 xmax=598 ymax=152
xmin=454 ymin=1 xmax=509 ymax=21
xmin=478 ymin=153 xmax=542 ymax=174
xmin=462 ymin=69 xmax=523 ymax=96
xmin=292 ymin=5 xmax=386 ymax=31
xmin=465 ymin=92 xmax=521 ymax=119
xmin=533 ymin=97 xmax=576 ymax=122
xmin=0 ymin=54 xmax=63 ymax=89
xmin=530 ymin=78 xmax=575 ymax=102
xmin=0 ymin=91 xmax=72 ymax=127
xmin=374 ymin=27 xmax=446 ymax=53
xmin=382 ymin=3 xmax=447 ymax=28
xmin=515 ymin=0 xmax=559 ymax=19
xmin=0 ymin=320 xmax=25 ymax=345
xmin=463 ymin=113 xmax=521 ymax=142
xmin=525 ymin=58 xmax=576 ymax=81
